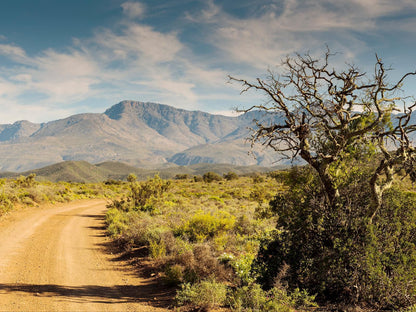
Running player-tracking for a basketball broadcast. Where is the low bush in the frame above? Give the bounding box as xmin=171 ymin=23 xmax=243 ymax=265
xmin=176 ymin=279 xmax=228 ymax=310
xmin=224 ymin=171 xmax=239 ymax=180
xmin=202 ymin=172 xmax=222 ymax=183
xmin=105 ymin=207 xmax=130 ymax=237
xmin=175 ymin=211 xmax=236 ymax=242
xmin=174 ymin=174 xmax=189 ymax=180
xmin=128 ymin=174 xmax=171 ymax=212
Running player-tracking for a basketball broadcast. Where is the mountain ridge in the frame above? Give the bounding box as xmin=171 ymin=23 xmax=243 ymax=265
xmin=0 ymin=100 xmax=278 ymax=172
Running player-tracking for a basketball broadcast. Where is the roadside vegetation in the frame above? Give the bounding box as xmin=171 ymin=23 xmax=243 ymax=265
xmin=0 ymin=173 xmax=125 ymax=216
xmin=105 ymin=172 xmax=318 ymax=311
xmin=105 ymin=167 xmax=416 ymax=311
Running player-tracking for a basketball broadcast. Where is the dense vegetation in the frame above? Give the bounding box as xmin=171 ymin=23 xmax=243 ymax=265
xmin=258 ymin=166 xmax=416 ymax=310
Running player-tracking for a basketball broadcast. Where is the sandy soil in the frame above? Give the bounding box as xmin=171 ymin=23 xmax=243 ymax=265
xmin=0 ymin=199 xmax=172 ymax=311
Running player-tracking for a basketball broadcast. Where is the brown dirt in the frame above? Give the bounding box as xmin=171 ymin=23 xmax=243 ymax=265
xmin=0 ymin=199 xmax=173 ymax=311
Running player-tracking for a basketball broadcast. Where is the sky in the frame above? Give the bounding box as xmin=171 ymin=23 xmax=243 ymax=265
xmin=0 ymin=0 xmax=416 ymax=123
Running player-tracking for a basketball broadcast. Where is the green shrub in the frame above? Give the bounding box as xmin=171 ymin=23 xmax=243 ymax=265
xmin=251 ymin=174 xmax=265 ymax=183
xmin=149 ymin=240 xmax=166 ymax=259
xmin=228 ymin=283 xmax=289 ymax=312
xmin=193 ymin=175 xmax=203 ymax=182
xmin=129 ymin=174 xmax=170 ymax=212
xmin=107 ymin=174 xmax=170 ymax=213
xmin=104 ymin=179 xmax=123 ymax=185
xmin=228 ymin=283 xmax=316 ymax=312
xmin=175 ymin=211 xmax=236 ymax=242
xmin=106 ymin=207 xmax=129 ymax=237
xmin=176 ymin=279 xmax=227 ymax=310
xmin=144 ymin=226 xmax=171 ymax=258
xmin=0 ymin=193 xmax=13 ymax=215
xmin=357 ymin=188 xmax=416 ymax=309
xmin=249 ymin=186 xmax=273 ymax=203
xmin=224 ymin=171 xmax=239 ymax=180
xmin=14 ymin=173 xmax=37 ymax=188
xmin=174 ymin=174 xmax=189 ymax=180
xmin=164 ymin=264 xmax=185 ymax=285
xmin=232 ymin=253 xmax=256 ymax=285
xmin=172 ymin=244 xmax=232 ymax=283
xmin=203 ymin=171 xmax=222 ymax=183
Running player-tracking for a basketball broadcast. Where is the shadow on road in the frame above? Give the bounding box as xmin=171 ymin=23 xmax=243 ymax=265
xmin=78 ymin=210 xmax=176 ymax=308
xmin=0 ymin=282 xmax=173 ymax=308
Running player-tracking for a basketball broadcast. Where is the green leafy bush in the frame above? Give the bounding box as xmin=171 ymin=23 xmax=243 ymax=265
xmin=176 ymin=279 xmax=227 ymax=310
xmin=231 ymin=253 xmax=256 ymax=285
xmin=175 ymin=211 xmax=236 ymax=242
xmin=0 ymin=192 xmax=13 ymax=214
xmin=229 ymin=283 xmax=291 ymax=312
xmin=203 ymin=171 xmax=222 ymax=183
xmin=129 ymin=174 xmax=170 ymax=212
xmin=164 ymin=263 xmax=185 ymax=285
xmin=105 ymin=207 xmax=129 ymax=237
xmin=224 ymin=171 xmax=239 ymax=180
xmin=174 ymin=174 xmax=189 ymax=180
xmin=149 ymin=240 xmax=166 ymax=259
xmin=14 ymin=173 xmax=37 ymax=188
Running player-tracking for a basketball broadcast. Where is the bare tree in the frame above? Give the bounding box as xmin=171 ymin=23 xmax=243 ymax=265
xmin=230 ymin=49 xmax=416 ymax=221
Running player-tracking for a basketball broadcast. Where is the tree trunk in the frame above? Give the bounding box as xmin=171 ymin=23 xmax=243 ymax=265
xmin=368 ymin=163 xmax=393 ymax=223
xmin=313 ymin=163 xmax=339 ymax=208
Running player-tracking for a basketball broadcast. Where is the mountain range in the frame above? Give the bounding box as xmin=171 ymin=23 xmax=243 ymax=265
xmin=0 ymin=101 xmax=280 ymax=172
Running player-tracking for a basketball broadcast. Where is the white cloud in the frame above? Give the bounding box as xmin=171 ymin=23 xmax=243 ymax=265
xmin=141 ymin=79 xmax=198 ymax=107
xmin=25 ymin=50 xmax=99 ymax=102
xmin=121 ymin=1 xmax=146 ymax=19
xmin=0 ymin=100 xmax=76 ymax=124
xmin=94 ymin=24 xmax=183 ymax=64
xmin=187 ymin=0 xmax=416 ymax=71
xmin=0 ymin=43 xmax=32 ymax=64
xmin=0 ymin=78 xmax=19 ymax=98
xmin=10 ymin=74 xmax=32 ymax=83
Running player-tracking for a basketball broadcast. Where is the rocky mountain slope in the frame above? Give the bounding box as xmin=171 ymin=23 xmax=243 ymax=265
xmin=0 ymin=101 xmax=280 ymax=172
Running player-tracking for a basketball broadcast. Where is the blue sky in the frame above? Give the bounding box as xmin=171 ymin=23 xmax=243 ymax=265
xmin=0 ymin=0 xmax=416 ymax=123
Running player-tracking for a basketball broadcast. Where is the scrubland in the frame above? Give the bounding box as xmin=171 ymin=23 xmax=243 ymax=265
xmin=0 ymin=173 xmax=124 ymax=216
xmin=105 ymin=172 xmax=317 ymax=311
xmin=4 ymin=168 xmax=416 ymax=311
xmin=105 ymin=168 xmax=416 ymax=311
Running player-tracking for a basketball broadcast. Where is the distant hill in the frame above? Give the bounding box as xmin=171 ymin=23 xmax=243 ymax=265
xmin=0 ymin=160 xmax=282 ymax=183
xmin=0 ymin=100 xmax=283 ymax=172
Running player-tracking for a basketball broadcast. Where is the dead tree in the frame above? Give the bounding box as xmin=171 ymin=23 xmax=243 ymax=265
xmin=230 ymin=49 xmax=416 ymax=220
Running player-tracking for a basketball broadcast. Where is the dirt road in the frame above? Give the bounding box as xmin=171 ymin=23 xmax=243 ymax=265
xmin=0 ymin=200 xmax=171 ymax=311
